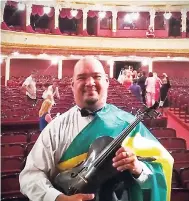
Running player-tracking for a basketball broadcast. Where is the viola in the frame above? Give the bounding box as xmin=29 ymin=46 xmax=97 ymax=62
xmin=54 ymin=102 xmax=160 ymax=195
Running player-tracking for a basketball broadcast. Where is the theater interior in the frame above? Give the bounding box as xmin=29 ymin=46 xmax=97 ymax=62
xmin=1 ymin=0 xmax=189 ymax=200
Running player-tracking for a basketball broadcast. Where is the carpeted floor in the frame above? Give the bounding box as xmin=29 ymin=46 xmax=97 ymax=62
xmin=167 ymin=109 xmax=189 ymax=149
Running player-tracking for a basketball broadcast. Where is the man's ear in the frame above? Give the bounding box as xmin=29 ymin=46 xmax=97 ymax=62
xmin=71 ymin=81 xmax=74 ymax=92
xmin=105 ymin=74 xmax=109 ymax=86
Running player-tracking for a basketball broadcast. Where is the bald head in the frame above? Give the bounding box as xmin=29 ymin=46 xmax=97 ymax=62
xmin=73 ymin=57 xmax=106 ymax=79
xmin=72 ymin=57 xmax=109 ymax=110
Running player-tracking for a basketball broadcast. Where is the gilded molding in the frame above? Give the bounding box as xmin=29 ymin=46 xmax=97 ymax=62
xmin=2 ymin=42 xmax=189 ymax=57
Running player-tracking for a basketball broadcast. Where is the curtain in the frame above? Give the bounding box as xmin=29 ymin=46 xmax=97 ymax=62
xmin=59 ymin=8 xmax=82 ymax=19
xmin=32 ymin=5 xmax=54 ymax=17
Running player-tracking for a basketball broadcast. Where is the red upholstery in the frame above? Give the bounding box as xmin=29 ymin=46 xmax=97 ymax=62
xmin=1 ymin=134 xmax=28 ymax=144
xmin=1 ymin=173 xmax=21 ymax=198
xmin=25 ymin=142 xmax=35 ymax=155
xmin=171 ymin=188 xmax=189 ymax=201
xmin=1 ymin=156 xmax=25 ymax=174
xmin=1 ymin=143 xmax=26 ymax=157
xmin=150 ymin=127 xmax=176 ymax=138
xmin=158 ymin=137 xmax=186 ymax=151
xmin=180 ymin=167 xmax=189 ymax=188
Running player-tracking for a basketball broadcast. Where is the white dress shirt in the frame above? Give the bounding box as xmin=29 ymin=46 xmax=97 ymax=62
xmin=19 ymin=106 xmax=152 ymax=201
xmin=22 ymin=76 xmax=36 ymax=99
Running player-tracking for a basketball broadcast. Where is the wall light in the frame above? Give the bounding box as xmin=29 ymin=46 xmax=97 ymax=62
xmin=18 ymin=3 xmax=25 ymax=11
xmin=164 ymin=12 xmax=172 ymax=20
xmin=71 ymin=10 xmax=78 ymax=17
xmin=99 ymin=11 xmax=106 ymax=19
xmin=12 ymin=51 xmax=19 ymax=56
xmin=0 ymin=57 xmax=4 ymax=64
xmin=51 ymin=57 xmax=59 ymax=65
xmin=44 ymin=7 xmax=51 ymax=14
xmin=124 ymin=14 xmax=132 ymax=23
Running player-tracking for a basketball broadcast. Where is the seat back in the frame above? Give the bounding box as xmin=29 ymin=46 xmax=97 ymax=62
xmin=1 ymin=134 xmax=28 ymax=144
xmin=1 ymin=173 xmax=20 ymax=195
xmin=150 ymin=127 xmax=176 ymax=138
xmin=158 ymin=137 xmax=186 ymax=151
xmin=1 ymin=144 xmax=25 ymax=157
xmin=1 ymin=157 xmax=25 ymax=173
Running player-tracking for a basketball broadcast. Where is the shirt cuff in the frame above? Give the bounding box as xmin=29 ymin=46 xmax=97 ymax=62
xmin=44 ymin=187 xmax=62 ymax=201
xmin=134 ymin=162 xmax=152 ymax=184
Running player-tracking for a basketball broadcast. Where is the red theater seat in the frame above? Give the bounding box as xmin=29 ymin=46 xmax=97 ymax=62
xmin=25 ymin=142 xmax=35 ymax=156
xmin=1 ymin=156 xmax=25 ymax=174
xmin=171 ymin=188 xmax=189 ymax=201
xmin=180 ymin=167 xmax=189 ymax=188
xmin=1 ymin=173 xmax=22 ymax=198
xmin=170 ymin=150 xmax=189 ymax=163
xmin=1 ymin=143 xmax=26 ymax=157
xmin=150 ymin=127 xmax=176 ymax=138
xmin=1 ymin=134 xmax=28 ymax=144
xmin=158 ymin=137 xmax=186 ymax=151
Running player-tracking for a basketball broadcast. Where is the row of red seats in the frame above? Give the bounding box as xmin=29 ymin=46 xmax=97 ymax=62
xmin=1 ymin=126 xmax=189 ymax=201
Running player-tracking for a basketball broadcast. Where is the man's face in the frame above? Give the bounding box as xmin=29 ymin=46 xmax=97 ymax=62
xmin=72 ymin=59 xmax=109 ymax=110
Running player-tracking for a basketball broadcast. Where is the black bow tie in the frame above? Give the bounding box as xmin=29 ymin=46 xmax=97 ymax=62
xmin=80 ymin=108 xmax=102 ymax=117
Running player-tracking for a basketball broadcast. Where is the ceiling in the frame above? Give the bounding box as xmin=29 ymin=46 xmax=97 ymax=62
xmin=56 ymin=0 xmax=189 ymax=6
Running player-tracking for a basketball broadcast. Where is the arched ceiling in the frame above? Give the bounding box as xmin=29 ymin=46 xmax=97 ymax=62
xmin=56 ymin=0 xmax=189 ymax=6
xmin=11 ymin=0 xmax=189 ymax=9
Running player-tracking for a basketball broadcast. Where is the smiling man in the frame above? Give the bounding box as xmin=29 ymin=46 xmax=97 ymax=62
xmin=72 ymin=58 xmax=109 ymax=111
xmin=19 ymin=57 xmax=173 ymax=201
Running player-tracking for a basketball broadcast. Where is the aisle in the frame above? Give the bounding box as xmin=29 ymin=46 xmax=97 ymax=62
xmin=167 ymin=112 xmax=189 ymax=149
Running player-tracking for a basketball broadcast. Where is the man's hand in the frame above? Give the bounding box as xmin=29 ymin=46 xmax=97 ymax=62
xmin=56 ymin=193 xmax=95 ymax=201
xmin=112 ymin=147 xmax=143 ymax=177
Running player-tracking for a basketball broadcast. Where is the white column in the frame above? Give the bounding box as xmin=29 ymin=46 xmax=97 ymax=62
xmin=1 ymin=1 xmax=6 ymax=23
xmin=55 ymin=5 xmax=60 ymax=28
xmin=112 ymin=10 xmax=117 ymax=32
xmin=181 ymin=9 xmax=187 ymax=32
xmin=5 ymin=57 xmax=10 ymax=86
xmin=26 ymin=3 xmax=32 ymax=26
xmin=149 ymin=9 xmax=155 ymax=30
xmin=58 ymin=60 xmax=62 ymax=79
xmin=83 ymin=8 xmax=88 ymax=30
xmin=108 ymin=60 xmax=114 ymax=78
xmin=148 ymin=59 xmax=153 ymax=72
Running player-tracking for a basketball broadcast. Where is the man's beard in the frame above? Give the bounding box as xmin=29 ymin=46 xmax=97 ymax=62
xmin=85 ymin=98 xmax=98 ymax=105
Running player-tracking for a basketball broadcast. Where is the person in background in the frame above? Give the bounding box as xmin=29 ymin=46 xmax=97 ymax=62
xmin=159 ymin=73 xmax=171 ymax=116
xmin=145 ymin=72 xmax=156 ymax=107
xmin=132 ymin=70 xmax=138 ymax=79
xmin=21 ymin=71 xmax=37 ymax=106
xmin=137 ymin=71 xmax=147 ymax=104
xmin=129 ymin=79 xmax=142 ymax=102
xmin=42 ymin=82 xmax=60 ymax=105
xmin=42 ymin=83 xmax=51 ymax=99
xmin=117 ymin=68 xmax=125 ymax=84
xmin=39 ymin=98 xmax=53 ymax=131
xmin=19 ymin=57 xmax=173 ymax=201
xmin=153 ymin=72 xmax=162 ymax=102
xmin=123 ymin=69 xmax=133 ymax=89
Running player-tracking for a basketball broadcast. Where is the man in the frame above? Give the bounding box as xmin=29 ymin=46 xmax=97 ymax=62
xmin=129 ymin=79 xmax=142 ymax=102
xmin=137 ymin=71 xmax=147 ymax=104
xmin=21 ymin=71 xmax=37 ymax=105
xmin=19 ymin=57 xmax=173 ymax=201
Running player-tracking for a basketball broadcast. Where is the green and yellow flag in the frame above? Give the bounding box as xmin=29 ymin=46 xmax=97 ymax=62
xmin=58 ymin=104 xmax=174 ymax=201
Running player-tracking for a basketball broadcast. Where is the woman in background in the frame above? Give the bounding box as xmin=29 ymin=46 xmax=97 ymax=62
xmin=42 ymin=82 xmax=60 ymax=105
xmin=39 ymin=98 xmax=53 ymax=131
xmin=153 ymin=72 xmax=162 ymax=102
xmin=159 ymin=73 xmax=171 ymax=116
xmin=123 ymin=69 xmax=133 ymax=89
xmin=145 ymin=72 xmax=156 ymax=107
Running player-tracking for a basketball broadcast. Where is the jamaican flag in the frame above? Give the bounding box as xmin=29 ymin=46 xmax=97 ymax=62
xmin=58 ymin=104 xmax=174 ymax=201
